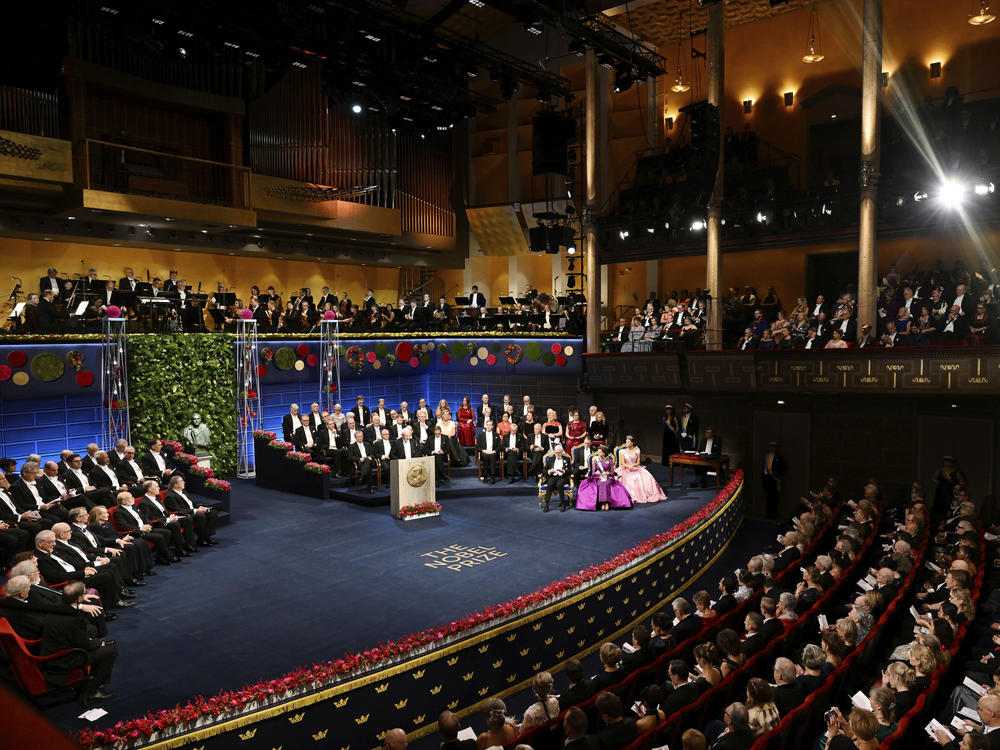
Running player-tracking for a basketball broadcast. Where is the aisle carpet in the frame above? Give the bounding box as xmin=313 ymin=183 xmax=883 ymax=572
xmin=45 ymin=464 xmax=730 ymax=734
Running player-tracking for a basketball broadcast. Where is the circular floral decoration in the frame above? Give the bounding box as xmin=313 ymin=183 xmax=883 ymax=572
xmin=0 ymin=365 xmax=11 ymax=381
xmin=7 ymin=351 xmax=27 ymax=368
xmin=274 ymin=347 xmax=296 ymax=370
xmin=365 ymin=351 xmax=377 ymax=363
xmin=105 ymin=305 xmax=121 ymax=318
xmin=240 ymin=309 xmax=254 ymax=319
xmin=427 ymin=342 xmax=436 ymax=351
xmin=465 ymin=342 xmax=476 ymax=356
xmin=524 ymin=342 xmax=543 ymax=361
xmin=564 ymin=345 xmax=574 ymax=356
xmin=76 ymin=371 xmax=95 ymax=387
xmin=346 ymin=346 xmax=364 ymax=372
xmin=31 ymin=353 xmax=65 ymax=382
xmin=551 ymin=342 xmax=563 ymax=355
xmin=296 ymin=344 xmax=309 ymax=357
xmin=261 ymin=348 xmax=275 ymax=362
xmin=294 ymin=360 xmax=305 ymax=371
xmin=441 ymin=353 xmax=451 ymax=364
xmin=372 ymin=360 xmax=382 ymax=370
xmin=504 ymin=343 xmax=523 ymax=365
xmin=12 ymin=371 xmax=29 ymax=386
xmin=409 ymin=357 xmax=419 ymax=368
xmin=374 ymin=342 xmax=388 ymax=358
xmin=469 ymin=356 xmax=479 ymax=366
xmin=257 ymin=364 xmax=267 ymax=377
xmin=492 ymin=342 xmax=501 ymax=353
xmin=486 ymin=354 xmax=497 ymax=366
xmin=66 ymin=351 xmax=84 ymax=372
xmin=306 ymin=354 xmax=318 ymax=367
xmin=556 ymin=354 xmax=568 ymax=367
xmin=396 ymin=341 xmax=413 ymax=361
xmin=323 ymin=310 xmax=337 ymax=320
xmin=542 ymin=352 xmax=556 ymax=366
xmin=385 ymin=353 xmax=397 ymax=368
xmin=477 ymin=346 xmax=489 ymax=359
xmin=420 ymin=353 xmax=430 ymax=367
xmin=450 ymin=341 xmax=466 ymax=358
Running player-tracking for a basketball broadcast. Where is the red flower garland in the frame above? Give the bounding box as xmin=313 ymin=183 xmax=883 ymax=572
xmin=7 ymin=350 xmax=26 ymax=368
xmin=73 ymin=472 xmax=743 ymax=749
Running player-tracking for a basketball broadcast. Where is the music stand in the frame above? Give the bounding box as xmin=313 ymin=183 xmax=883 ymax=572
xmin=258 ymin=294 xmax=273 ymax=305
xmin=134 ymin=282 xmax=153 ymax=296
xmin=454 ymin=296 xmax=471 ymax=306
xmin=516 ymin=296 xmax=531 ymax=305
xmin=213 ymin=292 xmax=237 ymax=306
xmin=498 ymin=296 xmax=516 ymax=305
xmin=556 ymin=296 xmax=572 ymax=306
xmin=109 ymin=291 xmax=132 ymax=308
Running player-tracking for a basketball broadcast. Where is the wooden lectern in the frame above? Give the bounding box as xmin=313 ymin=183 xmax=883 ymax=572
xmin=390 ymin=456 xmax=436 ymax=518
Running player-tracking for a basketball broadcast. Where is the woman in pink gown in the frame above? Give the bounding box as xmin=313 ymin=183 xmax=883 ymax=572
xmin=616 ymin=436 xmax=666 ymax=503
xmin=456 ymin=396 xmax=476 ymax=447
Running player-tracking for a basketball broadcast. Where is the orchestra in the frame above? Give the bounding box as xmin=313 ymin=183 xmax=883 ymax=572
xmin=5 ymin=272 xmax=585 ymax=335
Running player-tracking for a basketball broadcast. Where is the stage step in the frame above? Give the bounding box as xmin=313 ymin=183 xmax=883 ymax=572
xmin=329 ymin=474 xmax=540 ymax=507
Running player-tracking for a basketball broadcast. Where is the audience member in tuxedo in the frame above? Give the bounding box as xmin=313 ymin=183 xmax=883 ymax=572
xmin=621 ymin=624 xmax=654 ymax=674
xmin=282 ymin=404 xmax=302 ymax=443
xmin=348 ymin=431 xmax=376 ymax=494
xmin=542 ymin=444 xmax=570 ymax=512
xmin=40 ymin=580 xmax=119 ymax=707
xmin=708 ymin=702 xmax=754 ymax=750
xmin=609 ymin=317 xmax=630 ymax=351
xmin=89 ymin=451 xmax=127 ymax=493
xmin=51 ymin=522 xmax=134 ymax=604
xmin=70 ymin=506 xmax=145 ymax=584
xmin=60 ymin=454 xmax=114 ymax=507
xmin=363 ymin=413 xmax=384 ymax=445
xmin=0 ymin=574 xmax=85 ymax=640
xmin=716 ymin=575 xmax=738 ymax=615
xmin=771 ymin=658 xmax=804 ymax=717
xmin=351 ymin=395 xmax=371 ymax=427
xmin=558 ymin=659 xmax=595 ymax=710
xmin=571 ymin=435 xmax=596 ymax=483
xmin=690 ymin=427 xmax=723 ymax=488
xmin=595 ymin=691 xmax=639 ymax=750
xmin=111 ymin=492 xmax=177 ymax=565
xmin=0 ymin=500 xmax=30 ymax=567
xmin=436 ymin=710 xmax=476 ymax=750
xmin=316 ymin=416 xmax=345 ymax=476
xmin=108 ymin=439 xmax=128 ymax=468
xmin=0 ymin=471 xmax=42 ymax=540
xmin=12 ymin=558 xmax=109 ymax=631
xmin=139 ymin=439 xmax=181 ymax=483
xmin=12 ymin=461 xmax=69 ymax=525
xmin=562 ymin=707 xmax=599 ymax=750
xmin=669 ymin=597 xmax=702 ymax=643
xmin=87 ymin=504 xmax=153 ymax=579
xmin=114 ymin=446 xmax=150 ymax=489
xmin=371 ymin=427 xmax=395 ymax=484
xmin=38 ymin=461 xmax=94 ymax=512
xmin=293 ymin=414 xmax=319 ymax=458
xmin=164 ymin=475 xmax=218 ymax=546
xmin=741 ymin=612 xmax=766 ymax=657
xmin=390 ymin=426 xmax=421 ymax=461
xmin=590 ymin=642 xmax=624 ymax=694
xmin=661 ymin=660 xmax=701 ymax=716
xmin=424 ymin=425 xmax=450 ymax=486
xmin=526 ymin=423 xmax=550 ymax=478
xmin=502 ymin=422 xmax=525 ymax=483
xmin=33 ymin=530 xmax=123 ymax=610
xmin=137 ymin=481 xmax=195 ymax=557
xmin=476 ymin=419 xmax=500 ymax=484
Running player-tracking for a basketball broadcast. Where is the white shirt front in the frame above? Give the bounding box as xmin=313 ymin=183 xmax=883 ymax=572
xmin=24 ymin=481 xmax=44 ymax=508
xmin=484 ymin=432 xmax=493 ymax=451
xmin=152 ymin=452 xmax=166 ymax=471
xmin=380 ymin=439 xmax=392 ymax=458
xmin=401 ymin=441 xmax=412 ymax=459
xmin=704 ymin=438 xmax=714 ymax=454
xmin=173 ymin=490 xmax=194 ymax=510
xmin=356 ymin=441 xmax=367 ymax=459
xmin=71 ymin=468 xmax=89 ymax=486
xmin=127 ymin=459 xmax=144 ymax=479
xmin=0 ymin=489 xmax=17 ymax=514
xmin=508 ymin=434 xmax=519 ymax=450
xmin=534 ymin=435 xmax=542 ymax=447
xmin=433 ymin=437 xmax=443 ymax=453
xmin=290 ymin=414 xmax=302 ymax=432
xmin=551 ymin=457 xmax=564 ymax=473
xmin=48 ymin=551 xmax=76 ymax=572
xmin=59 ymin=540 xmax=89 ymax=562
xmin=99 ymin=465 xmax=118 ymax=486
xmin=122 ymin=504 xmax=143 ymax=526
xmin=47 ymin=475 xmax=68 ymax=495
xmin=146 ymin=495 xmax=167 ymax=515
xmin=301 ymin=426 xmax=314 ymax=446
xmin=74 ymin=524 xmax=100 ymax=549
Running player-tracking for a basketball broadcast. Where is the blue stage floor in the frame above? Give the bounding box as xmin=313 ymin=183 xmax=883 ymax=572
xmin=44 ymin=464 xmax=739 ymax=737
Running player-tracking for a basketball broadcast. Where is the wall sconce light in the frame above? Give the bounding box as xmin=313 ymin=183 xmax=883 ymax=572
xmin=783 ymin=91 xmax=794 ymax=107
xmin=743 ymin=99 xmax=753 ymax=114
xmin=930 ymin=61 xmax=942 ymax=78
xmin=664 ymin=117 xmax=674 ymax=130
xmin=880 ymin=71 xmax=889 ymax=87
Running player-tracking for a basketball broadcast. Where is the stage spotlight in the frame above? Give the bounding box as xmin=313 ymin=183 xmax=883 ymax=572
xmin=939 ymin=179 xmax=967 ymax=209
xmin=756 ymin=212 xmax=767 ymax=224
xmin=690 ymin=219 xmax=706 ymax=231
xmin=350 ymin=102 xmax=364 ymax=115
xmin=913 ymin=190 xmax=928 ymax=202
xmin=614 ymin=65 xmax=636 ymax=93
xmin=618 ymin=229 xmax=629 ymax=240
xmin=568 ymin=39 xmax=587 ymax=57
xmin=646 ymin=226 xmax=655 ymax=234
xmin=974 ymin=181 xmax=995 ymax=195
xmin=598 ymin=53 xmax=615 ymax=69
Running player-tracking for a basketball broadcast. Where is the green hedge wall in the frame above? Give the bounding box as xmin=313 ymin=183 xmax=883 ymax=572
xmin=127 ymin=334 xmax=237 ymax=477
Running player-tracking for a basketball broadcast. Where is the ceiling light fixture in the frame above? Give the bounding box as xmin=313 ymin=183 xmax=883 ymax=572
xmin=969 ymin=1 xmax=996 ymax=24
xmin=802 ymin=3 xmax=825 ymax=63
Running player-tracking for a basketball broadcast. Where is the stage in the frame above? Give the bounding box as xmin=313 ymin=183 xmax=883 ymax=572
xmin=45 ymin=464 xmax=743 ymax=746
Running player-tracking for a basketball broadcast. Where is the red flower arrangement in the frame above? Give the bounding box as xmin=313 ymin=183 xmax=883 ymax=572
xmin=285 ymin=451 xmax=311 ymax=462
xmin=268 ymin=440 xmax=293 ymax=451
xmin=72 ymin=472 xmax=743 ymax=750
xmin=7 ymin=350 xmax=26 ymax=368
xmin=204 ymin=478 xmax=231 ymax=492
xmin=253 ymin=430 xmax=276 ymax=441
xmin=161 ymin=440 xmax=183 ymax=453
xmin=346 ymin=346 xmax=364 ymax=372
xmin=504 ymin=343 xmax=522 ymax=365
xmin=399 ymin=501 xmax=441 ymax=519
xmin=296 ymin=344 xmax=309 ymax=357
xmin=261 ymin=348 xmax=275 ymax=362
xmin=174 ymin=452 xmax=198 ymax=466
xmin=0 ymin=365 xmax=11 ymax=381
xmin=66 ymin=350 xmax=84 ymax=372
xmin=75 ymin=371 xmax=94 ymax=387
xmin=189 ymin=465 xmax=214 ymax=478
xmin=304 ymin=462 xmax=331 ymax=474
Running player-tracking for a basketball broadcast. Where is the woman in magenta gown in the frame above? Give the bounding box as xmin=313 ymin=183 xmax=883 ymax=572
xmin=456 ymin=396 xmax=476 ymax=447
xmin=616 ymin=436 xmax=667 ymax=503
xmin=576 ymin=445 xmax=633 ymax=511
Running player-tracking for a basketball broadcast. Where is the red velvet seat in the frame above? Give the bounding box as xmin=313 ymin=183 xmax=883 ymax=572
xmin=0 ymin=618 xmax=87 ymax=696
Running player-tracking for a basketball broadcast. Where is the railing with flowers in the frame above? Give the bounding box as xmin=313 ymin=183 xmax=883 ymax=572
xmin=398 ymin=501 xmax=441 ymax=520
xmin=304 ymin=462 xmax=330 ymax=474
xmin=203 ymin=478 xmax=231 ymax=492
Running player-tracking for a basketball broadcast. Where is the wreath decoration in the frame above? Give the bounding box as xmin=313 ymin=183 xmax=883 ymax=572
xmin=385 ymin=353 xmax=397 ymax=368
xmin=66 ymin=351 xmax=84 ymax=372
xmin=346 ymin=345 xmax=364 ymax=372
xmin=261 ymin=348 xmax=275 ymax=362
xmin=504 ymin=343 xmax=523 ymax=365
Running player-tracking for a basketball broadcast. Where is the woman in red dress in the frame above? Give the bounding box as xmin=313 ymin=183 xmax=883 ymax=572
xmin=456 ymin=396 xmax=476 ymax=447
xmin=564 ymin=409 xmax=587 ymax=452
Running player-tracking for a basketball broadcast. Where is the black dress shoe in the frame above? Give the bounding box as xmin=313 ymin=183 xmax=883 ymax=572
xmin=144 ymin=569 xmax=157 ymax=576
xmin=155 ymin=558 xmax=172 ymax=566
xmin=126 ymin=579 xmax=147 ymax=587
xmin=168 ymin=556 xmax=181 ymax=563
xmin=103 ymin=639 xmax=116 ymax=647
xmin=207 ymin=538 xmax=219 ymax=545
xmin=560 ymin=505 xmax=567 ymax=512
xmin=543 ymin=505 xmax=550 ymax=513
xmin=114 ymin=600 xmax=137 ymax=609
xmin=118 ymin=589 xmax=137 ymax=599
xmin=90 ymin=689 xmax=116 ymax=703
xmin=185 ymin=545 xmax=199 ymax=554
xmin=367 ymin=487 xmax=375 ymax=495
xmin=105 ymin=612 xmax=119 ymax=622
xmin=489 ymin=477 xmax=495 ymax=485
xmin=508 ymin=478 xmax=515 ymax=484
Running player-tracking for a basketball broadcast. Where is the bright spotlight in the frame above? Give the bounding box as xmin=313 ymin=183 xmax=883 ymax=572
xmin=646 ymin=227 xmax=655 ymax=234
xmin=974 ymin=181 xmax=995 ymax=195
xmin=913 ymin=190 xmax=928 ymax=202
xmin=690 ymin=219 xmax=706 ymax=231
xmin=939 ymin=179 xmax=967 ymax=210
xmin=351 ymin=103 xmax=363 ymax=114
xmin=567 ymin=245 xmax=576 ymax=255
xmin=756 ymin=212 xmax=767 ymax=224
xmin=618 ymin=230 xmax=629 ymax=240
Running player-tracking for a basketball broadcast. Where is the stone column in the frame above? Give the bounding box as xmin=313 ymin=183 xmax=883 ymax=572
xmin=705 ymin=2 xmax=725 ymax=349
xmin=584 ymin=50 xmax=607 ymax=352
xmin=858 ymin=0 xmax=883 ymax=333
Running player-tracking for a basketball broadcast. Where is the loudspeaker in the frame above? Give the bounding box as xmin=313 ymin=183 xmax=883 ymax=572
xmin=532 ymin=110 xmax=575 ymax=176
xmin=529 ymin=226 xmax=549 ymax=253
xmin=681 ymin=100 xmax=721 ymax=194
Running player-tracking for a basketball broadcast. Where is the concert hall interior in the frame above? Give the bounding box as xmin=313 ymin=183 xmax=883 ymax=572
xmin=1 ymin=2 xmax=1000 ymax=750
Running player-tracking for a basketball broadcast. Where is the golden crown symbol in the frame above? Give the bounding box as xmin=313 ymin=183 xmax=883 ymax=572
xmin=477 ymin=687 xmax=489 ymax=696
xmin=238 ymin=729 xmax=258 ymax=741
xmin=605 ymin=607 xmax=613 ymax=614
xmin=429 ymin=684 xmax=442 ymax=695
xmin=597 ymin=628 xmax=605 ymax=637
xmin=491 ymin=659 xmax=502 ymax=669
xmin=556 ymin=651 xmax=565 ymax=659
xmin=312 ymin=730 xmax=328 ymax=741
xmin=631 ymin=609 xmax=638 ymax=616
xmin=544 ymin=637 xmax=554 ymax=645
xmin=577 ymin=603 xmax=586 ymax=610
xmin=651 ymin=579 xmax=659 ymax=586
xmin=333 ymin=697 xmax=349 ymax=708
xmin=412 ymin=714 xmax=426 ymax=725
xmin=532 ymin=622 xmax=542 ymax=631
xmin=614 ymin=619 xmax=622 ymax=627
xmin=637 ymin=588 xmax=645 ymax=595
xmin=555 ymin=613 xmax=564 ymax=621
xmin=597 ymin=593 xmax=605 ymax=601
xmin=447 ymin=656 xmax=459 ymax=666
xmin=630 ymin=576 xmax=637 ymax=583
xmin=577 ymin=639 xmax=586 ymax=648
xmin=506 ymin=633 xmax=517 ymax=642
xmin=289 ymin=712 xmax=305 ymax=723
xmin=519 ymin=648 xmax=529 ymax=657
xmin=354 ymin=714 xmax=370 ymax=725
xmin=623 ymin=597 xmax=630 ymax=605
xmin=587 ymin=616 xmax=596 ymax=624
xmin=447 ymin=700 xmax=459 ymax=710
xmin=645 ymin=599 xmax=652 ymax=608
xmin=506 ymin=674 xmax=517 ymax=684
xmin=340 ymin=746 xmax=350 ymax=750
xmin=614 ymin=584 xmax=622 ymax=592
xmin=532 ymin=662 xmax=542 ymax=671
xmin=394 ymin=698 xmax=408 ymax=710
xmin=567 ymin=626 xmax=575 ymax=634
xmin=377 ymin=731 xmax=387 ymax=741
xmin=412 ymin=669 xmax=425 ymax=679
xmin=477 ymin=644 xmax=489 ymax=654
xmin=374 ymin=683 xmax=389 ymax=694
xmin=462 ymin=672 xmax=474 ymax=681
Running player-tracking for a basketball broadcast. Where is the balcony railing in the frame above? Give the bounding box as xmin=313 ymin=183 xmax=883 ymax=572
xmin=84 ymin=139 xmax=251 ymax=210
xmin=0 ymin=85 xmax=59 ymax=138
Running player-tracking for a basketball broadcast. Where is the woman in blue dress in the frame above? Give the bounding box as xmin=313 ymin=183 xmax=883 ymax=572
xmin=576 ymin=445 xmax=633 ymax=511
